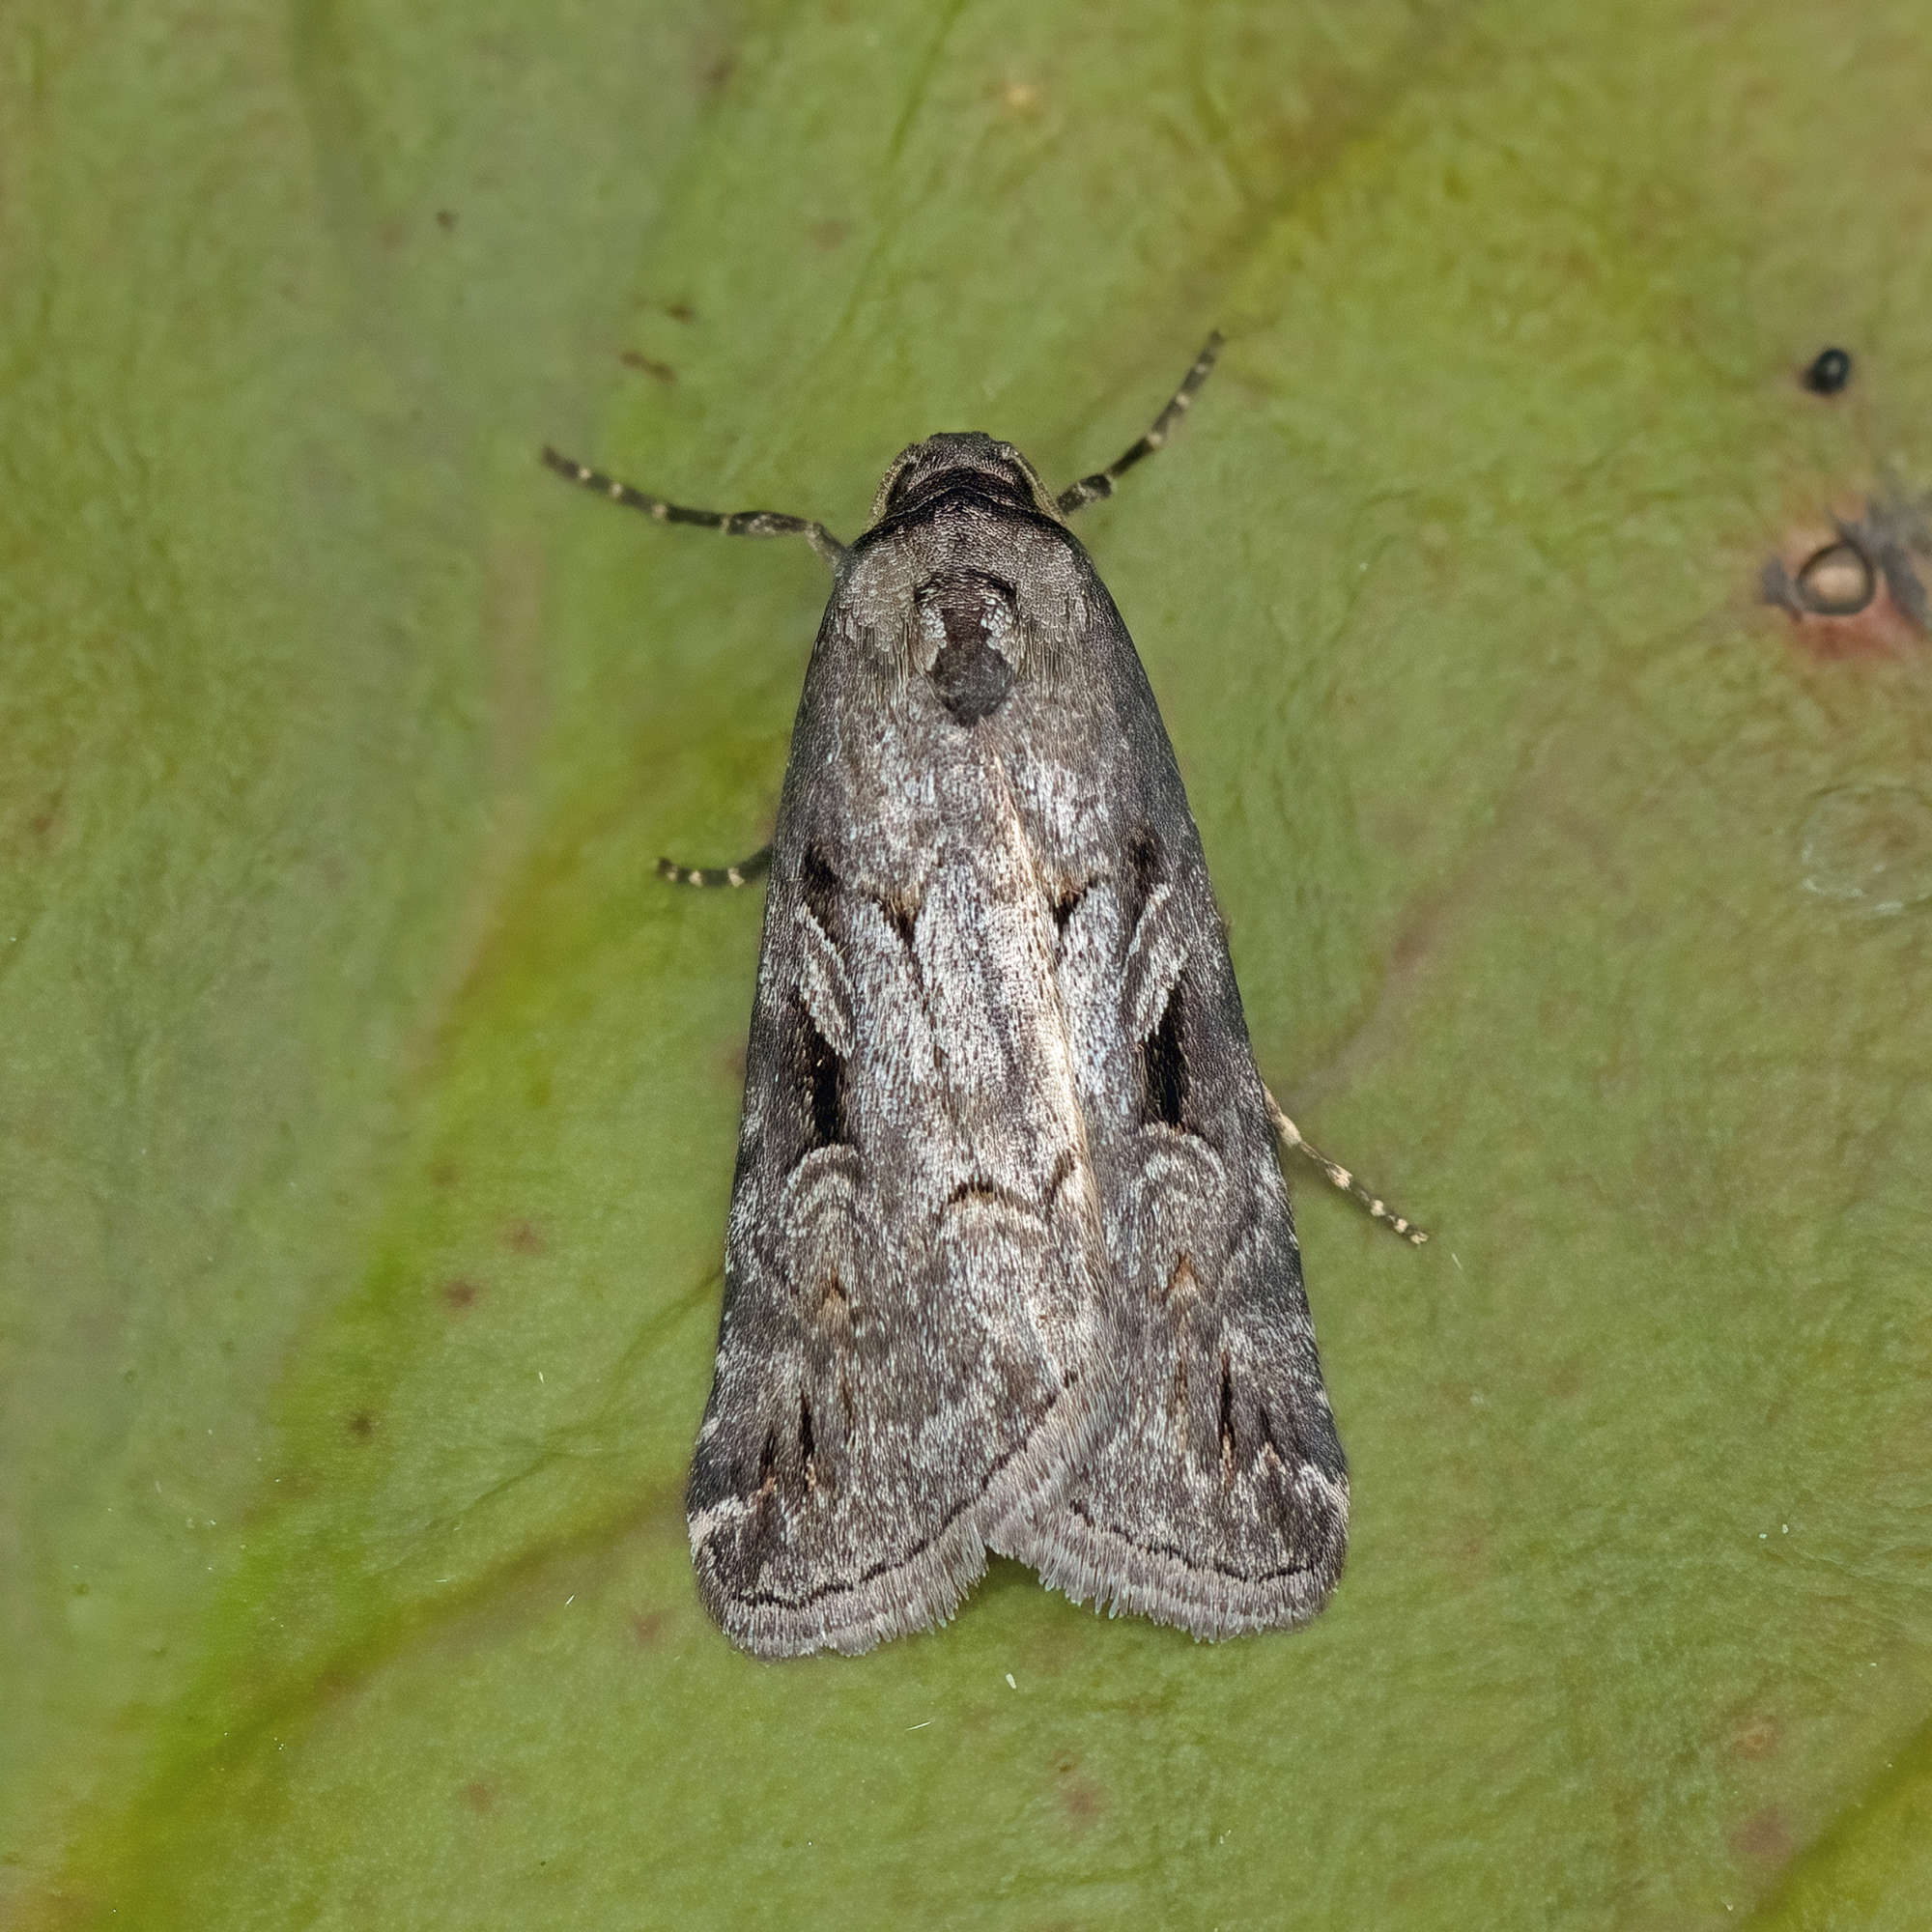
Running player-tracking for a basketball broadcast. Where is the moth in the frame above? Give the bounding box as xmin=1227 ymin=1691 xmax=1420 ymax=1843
xmin=545 ymin=336 xmax=1421 ymax=1658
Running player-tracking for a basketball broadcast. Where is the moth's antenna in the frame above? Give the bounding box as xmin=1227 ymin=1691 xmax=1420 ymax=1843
xmin=541 ymin=447 xmax=847 ymax=568
xmin=1264 ymin=1090 xmax=1429 ymax=1245
xmin=1056 ymin=332 xmax=1223 ymax=517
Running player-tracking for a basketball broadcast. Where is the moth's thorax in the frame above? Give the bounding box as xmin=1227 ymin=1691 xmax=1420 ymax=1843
xmin=838 ymin=482 xmax=1092 ymax=708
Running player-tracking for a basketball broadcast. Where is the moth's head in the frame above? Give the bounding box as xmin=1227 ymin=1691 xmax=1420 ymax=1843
xmin=867 ymin=433 xmax=1061 ymax=529
xmin=839 ymin=434 xmax=1089 ymax=729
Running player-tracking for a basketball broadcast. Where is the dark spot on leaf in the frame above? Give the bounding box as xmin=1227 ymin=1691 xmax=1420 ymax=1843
xmin=460 ymin=1780 xmax=495 ymax=1814
xmin=629 ymin=1608 xmax=668 ymax=1648
xmin=664 ymin=301 xmax=695 ymax=325
xmin=1731 ymin=1715 xmax=1782 ymax=1760
xmin=619 ymin=350 xmax=676 ymax=384
xmin=1801 ymin=346 xmax=1852 ymax=395
xmin=502 ymin=1221 xmax=543 ymax=1255
xmin=435 ymin=208 xmax=457 ymax=232
xmin=440 ymin=1278 xmax=479 ymax=1311
xmin=349 ymin=1410 xmax=376 ymax=1440
xmin=808 ymin=218 xmax=850 ymax=251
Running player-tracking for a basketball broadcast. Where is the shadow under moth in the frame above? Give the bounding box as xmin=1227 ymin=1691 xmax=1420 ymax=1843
xmin=545 ymin=335 xmax=1422 ymax=1658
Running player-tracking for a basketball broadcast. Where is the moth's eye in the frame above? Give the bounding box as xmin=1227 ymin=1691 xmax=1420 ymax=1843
xmin=917 ymin=571 xmax=1018 ymax=726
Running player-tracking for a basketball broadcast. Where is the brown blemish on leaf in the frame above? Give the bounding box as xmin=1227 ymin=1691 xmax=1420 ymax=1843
xmin=435 ymin=208 xmax=457 ymax=232
xmin=348 ymin=1410 xmax=376 ymax=1440
xmin=1762 ymin=497 xmax=1930 ymax=658
xmin=1055 ymin=1758 xmax=1104 ymax=1833
xmin=1732 ymin=1715 xmax=1783 ymax=1760
xmin=440 ymin=1278 xmax=480 ymax=1311
xmin=808 ymin=218 xmax=850 ymax=251
xmin=460 ymin=1780 xmax=496 ymax=1814
xmin=1791 ymin=542 xmax=1872 ymax=615
xmin=619 ymin=350 xmax=676 ymax=383
xmin=663 ymin=301 xmax=695 ymax=325
xmin=502 ymin=1220 xmax=543 ymax=1255
xmin=1733 ymin=1805 xmax=1793 ymax=1864
xmin=429 ymin=1159 xmax=458 ymax=1190
xmin=629 ymin=1608 xmax=668 ymax=1648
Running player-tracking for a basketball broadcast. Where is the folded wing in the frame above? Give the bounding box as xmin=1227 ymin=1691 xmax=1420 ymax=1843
xmin=992 ymin=741 xmax=1349 ymax=1638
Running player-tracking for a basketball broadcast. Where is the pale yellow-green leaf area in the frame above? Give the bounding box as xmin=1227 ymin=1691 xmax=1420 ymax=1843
xmin=4 ymin=1 xmax=1930 ymax=1926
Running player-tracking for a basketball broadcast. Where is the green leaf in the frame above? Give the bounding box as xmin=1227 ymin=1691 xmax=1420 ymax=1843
xmin=5 ymin=0 xmax=1930 ymax=1924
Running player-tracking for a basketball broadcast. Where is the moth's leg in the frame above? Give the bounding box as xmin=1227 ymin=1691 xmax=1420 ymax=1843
xmin=1264 ymin=1088 xmax=1429 ymax=1246
xmin=1055 ymin=332 xmax=1224 ymax=516
xmin=656 ymin=845 xmax=773 ymax=891
xmin=541 ymin=447 xmax=847 ymax=568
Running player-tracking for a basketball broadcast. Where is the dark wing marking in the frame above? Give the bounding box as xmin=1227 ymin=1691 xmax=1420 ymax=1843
xmin=989 ymin=594 xmax=1348 ymax=1639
